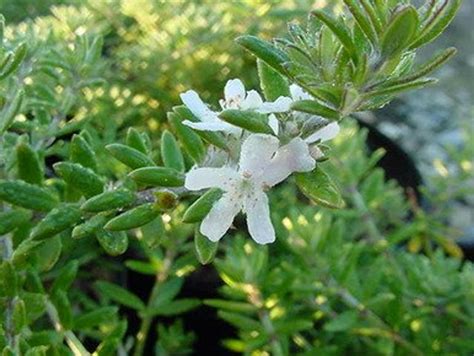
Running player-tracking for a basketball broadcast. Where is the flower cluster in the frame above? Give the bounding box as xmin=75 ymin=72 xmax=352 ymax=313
xmin=180 ymin=79 xmax=339 ymax=244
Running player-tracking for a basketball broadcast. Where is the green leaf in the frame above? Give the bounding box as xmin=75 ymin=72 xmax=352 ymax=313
xmin=139 ymin=216 xmax=165 ymax=249
xmin=0 ymin=42 xmax=27 ymax=80
xmin=53 ymin=162 xmax=104 ymax=198
xmin=51 ymin=261 xmax=78 ymax=294
xmin=381 ymin=6 xmax=418 ymax=58
xmin=149 ymin=278 xmax=184 ymax=310
xmin=74 ymin=306 xmax=119 ymax=329
xmin=96 ymin=281 xmax=145 ymax=311
xmin=104 ymin=203 xmax=159 ymax=231
xmin=204 ymin=299 xmax=256 ymax=314
xmin=51 ymin=290 xmax=73 ymax=329
xmin=0 ymin=180 xmax=58 ymax=211
xmin=194 ymin=227 xmax=218 ymax=265
xmin=183 ymin=188 xmax=223 ymax=223
xmin=217 ymin=311 xmax=260 ymax=331
xmin=410 ymin=0 xmax=462 ymax=49
xmin=363 ymin=78 xmax=437 ymax=98
xmin=106 ymin=143 xmax=155 ymax=169
xmin=324 ymin=310 xmax=358 ymax=332
xmin=30 ymin=204 xmax=82 ymax=240
xmin=311 ymin=11 xmax=358 ymax=64
xmin=72 ymin=213 xmax=108 ymax=239
xmin=161 ymin=130 xmax=185 ymax=172
xmin=0 ymin=261 xmax=18 ymax=297
xmin=22 ymin=293 xmax=47 ymax=323
xmin=0 ymin=209 xmax=32 ymax=235
xmin=96 ymin=229 xmax=128 ymax=256
xmin=16 ymin=141 xmax=44 ymax=185
xmin=343 ymin=0 xmax=378 ymax=45
xmin=70 ymin=134 xmax=98 ymax=172
xmin=275 ymin=319 xmax=314 ymax=334
xmin=291 ymin=100 xmax=340 ymax=120
xmin=173 ymin=106 xmax=228 ymax=150
xmin=235 ymin=35 xmax=289 ymax=75
xmin=219 ymin=110 xmax=274 ymax=134
xmin=34 ymin=235 xmax=62 ymax=272
xmin=126 ymin=127 xmax=149 ymax=154
xmin=296 ymin=167 xmax=345 ymax=209
xmin=129 ymin=167 xmax=184 ymax=187
xmin=148 ymin=298 xmax=200 ymax=317
xmin=257 ymin=59 xmax=290 ymax=101
xmin=168 ymin=112 xmax=205 ymax=163
xmin=12 ymin=298 xmax=27 ymax=334
xmin=0 ymin=89 xmax=24 ymax=134
xmin=81 ymin=189 xmax=135 ymax=213
xmin=125 ymin=260 xmax=157 ymax=275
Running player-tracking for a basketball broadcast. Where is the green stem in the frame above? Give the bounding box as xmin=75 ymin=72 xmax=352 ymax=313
xmin=46 ymin=301 xmax=90 ymax=356
xmin=348 ymin=185 xmax=383 ymax=241
xmin=133 ymin=249 xmax=175 ymax=356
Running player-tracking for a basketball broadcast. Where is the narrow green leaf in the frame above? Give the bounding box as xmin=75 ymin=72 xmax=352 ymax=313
xmin=106 ymin=143 xmax=155 ymax=169
xmin=0 ymin=89 xmax=24 ymax=133
xmin=194 ymin=227 xmax=218 ymax=265
xmin=168 ymin=112 xmax=205 ymax=163
xmin=74 ymin=306 xmax=119 ymax=329
xmin=204 ymin=299 xmax=256 ymax=314
xmin=0 ymin=261 xmax=18 ymax=297
xmin=219 ymin=110 xmax=274 ymax=134
xmin=96 ymin=229 xmax=128 ymax=256
xmin=53 ymin=162 xmax=104 ymax=198
xmin=343 ymin=0 xmax=378 ymax=45
xmin=324 ymin=310 xmax=358 ymax=332
xmin=381 ymin=6 xmax=419 ymax=58
xmin=30 ymin=204 xmax=82 ymax=240
xmin=148 ymin=298 xmax=200 ymax=317
xmin=81 ymin=189 xmax=135 ymax=213
xmin=51 ymin=261 xmax=79 ymax=294
xmin=0 ymin=180 xmax=58 ymax=211
xmin=235 ymin=35 xmax=289 ymax=74
xmin=96 ymin=281 xmax=145 ymax=310
xmin=51 ymin=290 xmax=73 ymax=329
xmin=72 ymin=213 xmax=108 ymax=239
xmin=129 ymin=167 xmax=184 ymax=187
xmin=149 ymin=278 xmax=184 ymax=310
xmin=363 ymin=78 xmax=437 ymax=98
xmin=125 ymin=260 xmax=157 ymax=275
xmin=295 ymin=167 xmax=345 ymax=209
xmin=0 ymin=42 xmax=27 ymax=80
xmin=16 ymin=142 xmax=44 ymax=185
xmin=291 ymin=100 xmax=340 ymax=120
xmin=257 ymin=59 xmax=290 ymax=101
xmin=70 ymin=134 xmax=98 ymax=172
xmin=12 ymin=298 xmax=27 ymax=334
xmin=104 ymin=203 xmax=159 ymax=231
xmin=173 ymin=106 xmax=228 ymax=150
xmin=410 ymin=0 xmax=462 ymax=49
xmin=311 ymin=11 xmax=358 ymax=64
xmin=183 ymin=188 xmax=223 ymax=223
xmin=161 ymin=130 xmax=185 ymax=172
xmin=126 ymin=127 xmax=148 ymax=154
xmin=0 ymin=209 xmax=32 ymax=235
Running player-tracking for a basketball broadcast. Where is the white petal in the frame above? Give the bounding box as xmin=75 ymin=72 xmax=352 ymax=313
xmin=180 ymin=90 xmax=217 ymax=122
xmin=268 ymin=114 xmax=279 ymax=135
xmin=305 ymin=122 xmax=340 ymax=144
xmin=183 ymin=119 xmax=241 ymax=135
xmin=224 ymin=79 xmax=246 ymax=104
xmin=290 ymin=84 xmax=311 ymax=101
xmin=200 ymin=192 xmax=242 ymax=242
xmin=239 ymin=134 xmax=279 ymax=177
xmin=241 ymin=90 xmax=263 ymax=110
xmin=185 ymin=167 xmax=239 ymax=191
xmin=263 ymin=137 xmax=315 ymax=187
xmin=244 ymin=191 xmax=275 ymax=244
xmin=257 ymin=96 xmax=292 ymax=113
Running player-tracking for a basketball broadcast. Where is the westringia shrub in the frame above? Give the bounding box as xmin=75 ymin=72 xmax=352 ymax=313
xmin=1 ymin=1 xmax=472 ymax=355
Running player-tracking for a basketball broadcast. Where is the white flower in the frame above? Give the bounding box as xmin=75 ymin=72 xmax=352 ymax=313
xmin=290 ymin=83 xmax=312 ymax=101
xmin=180 ymin=79 xmax=292 ymax=136
xmin=185 ymin=134 xmax=315 ymax=244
